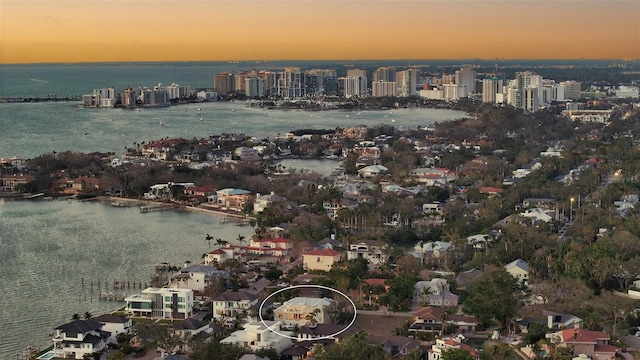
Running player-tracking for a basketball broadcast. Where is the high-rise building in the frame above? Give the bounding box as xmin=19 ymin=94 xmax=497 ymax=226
xmin=235 ymin=71 xmax=248 ymax=94
xmin=214 ymin=73 xmax=235 ymax=95
xmin=443 ymin=83 xmax=466 ymax=101
xmin=482 ymin=77 xmax=503 ymax=103
xmin=559 ymin=81 xmax=582 ymax=100
xmin=373 ymin=67 xmax=396 ymax=83
xmin=343 ymin=76 xmax=363 ymax=98
xmin=372 ymin=81 xmax=397 ymax=97
xmin=276 ymin=67 xmax=304 ymax=99
xmin=523 ymin=87 xmax=540 ymax=113
xmin=396 ymin=69 xmax=419 ymax=97
xmin=515 ymin=71 xmax=543 ymax=108
xmin=245 ymin=76 xmax=266 ymax=98
xmin=455 ymin=67 xmax=476 ymax=96
xmin=346 ymin=69 xmax=367 ymax=97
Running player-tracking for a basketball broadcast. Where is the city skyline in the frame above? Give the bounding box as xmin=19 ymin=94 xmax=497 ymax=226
xmin=1 ymin=0 xmax=639 ymax=64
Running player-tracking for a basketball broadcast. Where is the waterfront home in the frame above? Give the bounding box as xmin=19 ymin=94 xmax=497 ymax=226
xmin=124 ymin=287 xmax=194 ymax=320
xmin=220 ymin=321 xmax=293 ymax=353
xmin=53 ymin=175 xmax=101 ymax=195
xmin=245 ymin=237 xmax=293 ymax=257
xmin=212 ymin=290 xmax=260 ymax=323
xmin=211 ymin=188 xmax=252 ymax=211
xmin=169 ymin=264 xmax=227 ymax=292
xmin=51 ymin=320 xmax=109 ymax=359
xmin=302 ymin=248 xmax=343 ymax=271
xmin=90 ymin=314 xmax=132 ymax=345
xmin=0 ymin=174 xmax=32 ymax=192
xmin=446 ymin=315 xmax=480 ymax=333
xmin=204 ymin=246 xmax=245 ymax=266
xmin=274 ymin=297 xmax=335 ymax=327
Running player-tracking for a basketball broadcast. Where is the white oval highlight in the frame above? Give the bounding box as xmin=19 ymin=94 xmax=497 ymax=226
xmin=258 ymin=284 xmax=357 ymax=340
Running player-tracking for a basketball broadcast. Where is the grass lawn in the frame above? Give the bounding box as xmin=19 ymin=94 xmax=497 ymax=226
xmin=353 ymin=314 xmax=411 ymax=337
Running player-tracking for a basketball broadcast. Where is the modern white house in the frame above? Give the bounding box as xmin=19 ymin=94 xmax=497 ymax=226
xmin=220 ymin=321 xmax=293 ymax=353
xmin=212 ymin=291 xmax=260 ymax=323
xmin=124 ymin=287 xmax=194 ymax=320
xmin=90 ymin=314 xmax=132 ymax=345
xmin=273 ymin=297 xmax=335 ymax=327
xmin=51 ymin=320 xmax=110 ymax=359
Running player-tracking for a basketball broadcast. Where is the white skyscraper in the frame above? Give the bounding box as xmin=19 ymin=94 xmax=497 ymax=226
xmin=372 ymin=81 xmax=397 ymax=97
xmin=396 ymin=69 xmax=419 ymax=97
xmin=455 ymin=67 xmax=476 ymax=96
xmin=482 ymin=77 xmax=503 ymax=103
xmin=346 ymin=69 xmax=367 ymax=97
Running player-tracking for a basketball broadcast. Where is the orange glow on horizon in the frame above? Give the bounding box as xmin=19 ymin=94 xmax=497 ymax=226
xmin=1 ymin=0 xmax=639 ymax=64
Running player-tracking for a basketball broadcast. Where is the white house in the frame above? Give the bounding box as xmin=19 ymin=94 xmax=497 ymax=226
xmin=273 ymin=297 xmax=335 ymax=327
xmin=212 ymin=291 xmax=260 ymax=323
xmin=519 ymin=207 xmax=554 ymax=223
xmin=124 ymin=287 xmax=193 ymax=320
xmin=253 ymin=192 xmax=286 ymax=214
xmin=347 ymin=240 xmax=388 ymax=267
xmin=51 ymin=320 xmax=110 ymax=359
xmin=91 ymin=314 xmax=132 ymax=345
xmin=414 ymin=279 xmax=458 ymax=307
xmin=358 ymin=164 xmax=388 ymax=178
xmin=169 ymin=264 xmax=227 ymax=292
xmin=220 ymin=321 xmax=293 ymax=353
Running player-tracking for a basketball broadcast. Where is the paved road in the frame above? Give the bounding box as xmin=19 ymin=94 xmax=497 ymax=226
xmin=623 ymin=334 xmax=640 ymax=352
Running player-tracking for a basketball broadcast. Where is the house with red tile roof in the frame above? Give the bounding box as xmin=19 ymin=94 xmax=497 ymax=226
xmin=427 ymin=337 xmax=480 ymax=360
xmin=549 ymin=328 xmax=616 ymax=360
xmin=244 ymin=237 xmax=293 ymax=257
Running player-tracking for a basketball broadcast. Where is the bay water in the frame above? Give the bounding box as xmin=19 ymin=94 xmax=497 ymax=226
xmin=0 ymin=62 xmax=467 ymax=359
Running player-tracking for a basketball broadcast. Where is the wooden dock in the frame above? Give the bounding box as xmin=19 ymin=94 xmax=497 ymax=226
xmin=140 ymin=204 xmax=177 ymax=213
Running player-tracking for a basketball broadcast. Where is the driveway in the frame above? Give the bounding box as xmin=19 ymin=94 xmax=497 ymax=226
xmin=623 ymin=334 xmax=640 ymax=352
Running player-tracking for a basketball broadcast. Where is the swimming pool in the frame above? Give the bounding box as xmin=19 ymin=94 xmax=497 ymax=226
xmin=36 ymin=351 xmax=56 ymax=360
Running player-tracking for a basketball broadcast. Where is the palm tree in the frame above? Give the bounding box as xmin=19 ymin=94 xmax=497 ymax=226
xmin=83 ymin=311 xmax=92 ymax=320
xmin=236 ymin=234 xmax=246 ymax=246
xmin=71 ymin=313 xmax=80 ymax=321
xmin=205 ymin=233 xmax=213 ymax=248
xmin=215 ymin=238 xmax=228 ymax=248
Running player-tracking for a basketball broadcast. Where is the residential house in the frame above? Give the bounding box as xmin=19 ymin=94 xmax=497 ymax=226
xmin=519 ymin=207 xmax=554 ymax=224
xmin=204 ymin=246 xmax=245 ymax=266
xmin=313 ymin=237 xmax=343 ymax=250
xmin=410 ymin=306 xmax=447 ymax=332
xmin=184 ymin=184 xmax=216 ymax=200
xmin=545 ymin=311 xmax=583 ymax=329
xmin=212 ymin=291 xmax=260 ymax=323
xmin=54 ymin=176 xmax=101 ymax=195
xmin=172 ymin=318 xmax=213 ymax=353
xmin=347 ymin=240 xmax=388 ymax=267
xmin=413 ymin=241 xmax=454 ymax=259
xmin=303 ymin=249 xmax=343 ymax=271
xmin=212 ymin=188 xmax=252 ymax=211
xmin=0 ymin=174 xmax=32 ymax=192
xmin=124 ymin=287 xmax=193 ymax=320
xmin=245 ymin=237 xmax=293 ymax=257
xmin=521 ymin=198 xmax=557 ymax=211
xmin=409 ymin=168 xmax=457 ymax=186
xmin=296 ymin=324 xmax=359 ymax=341
xmin=548 ymin=328 xmax=616 ymax=360
xmin=366 ymin=335 xmax=422 ymax=358
xmin=504 ymin=259 xmax=530 ymax=286
xmin=174 ymin=149 xmax=200 ymax=163
xmin=446 ymin=315 xmax=479 ymax=333
xmin=358 ymin=164 xmax=388 ymax=178
xmin=467 ymin=234 xmax=492 ymax=251
xmin=323 ymin=198 xmax=359 ymax=220
xmin=274 ymin=297 xmax=335 ymax=327
xmin=427 ymin=337 xmax=480 ymax=360
xmin=51 ymin=320 xmax=110 ymax=359
xmin=414 ymin=279 xmax=458 ymax=307
xmin=0 ymin=156 xmax=27 ymax=170
xmin=220 ymin=321 xmax=293 ymax=353
xmin=234 ymin=146 xmax=261 ymax=161
xmin=169 ymin=264 xmax=227 ymax=292
xmin=90 ymin=314 xmax=131 ymax=345
xmin=254 ymin=191 xmax=287 ymax=214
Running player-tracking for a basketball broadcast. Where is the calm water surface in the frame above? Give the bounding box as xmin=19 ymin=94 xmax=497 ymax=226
xmin=0 ymin=199 xmax=254 ymax=359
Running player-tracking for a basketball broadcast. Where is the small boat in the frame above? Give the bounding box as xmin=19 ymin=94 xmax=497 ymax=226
xmin=391 ymin=119 xmax=397 ymax=123
xmin=199 ymin=117 xmax=204 ymax=121
xmin=196 ymin=107 xmax=201 ymax=111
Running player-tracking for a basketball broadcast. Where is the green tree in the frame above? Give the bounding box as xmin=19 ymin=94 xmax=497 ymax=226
xmin=462 ymin=268 xmax=521 ymax=329
xmin=314 ymin=332 xmax=391 ymax=360
xmin=442 ymin=348 xmax=475 ymax=360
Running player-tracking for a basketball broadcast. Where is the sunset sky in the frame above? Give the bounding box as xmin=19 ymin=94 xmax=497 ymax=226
xmin=1 ymin=0 xmax=639 ymax=64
